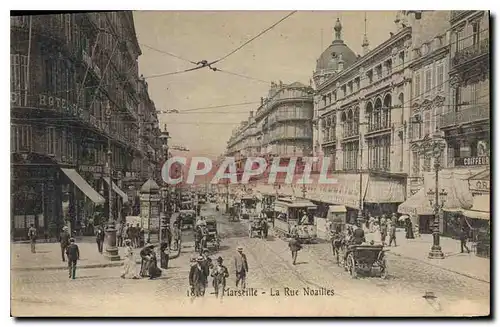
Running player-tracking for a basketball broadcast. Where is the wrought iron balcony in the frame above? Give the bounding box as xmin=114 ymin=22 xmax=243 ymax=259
xmin=452 ymin=38 xmax=489 ymax=68
xmin=343 ymin=126 xmax=359 ymax=138
xmin=440 ymin=102 xmax=490 ymax=128
xmin=322 ymin=132 xmax=337 ymax=144
xmin=368 ymin=120 xmax=391 ymax=133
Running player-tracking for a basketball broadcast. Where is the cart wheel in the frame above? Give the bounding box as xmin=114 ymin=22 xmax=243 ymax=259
xmin=348 ymin=253 xmax=357 ymax=279
xmin=380 ymin=258 xmax=387 ymax=279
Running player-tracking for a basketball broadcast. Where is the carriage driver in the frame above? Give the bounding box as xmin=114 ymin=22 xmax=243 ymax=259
xmin=352 ymin=223 xmax=366 ymax=245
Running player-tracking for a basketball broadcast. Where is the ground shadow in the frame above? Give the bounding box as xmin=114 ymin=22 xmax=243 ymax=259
xmin=295 ymin=261 xmax=308 ymax=265
xmin=33 ymin=251 xmax=51 ymax=254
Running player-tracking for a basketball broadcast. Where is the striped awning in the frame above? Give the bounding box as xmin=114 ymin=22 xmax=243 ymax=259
xmin=61 ymin=168 xmax=105 ymax=205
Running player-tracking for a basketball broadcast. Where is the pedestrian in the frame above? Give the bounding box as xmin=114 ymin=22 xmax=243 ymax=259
xmin=95 ymin=225 xmax=105 ymax=254
xmin=288 ymin=235 xmax=302 ymax=265
xmin=137 ymin=223 xmax=144 ymax=247
xmin=123 ymin=223 xmax=130 ymax=246
xmin=380 ymin=223 xmax=388 ymax=246
xmin=28 ymin=224 xmax=37 ymax=253
xmin=159 ymin=241 xmax=170 ymax=269
xmin=65 ymin=238 xmax=80 ymax=279
xmin=460 ymin=227 xmax=471 ymax=254
xmin=121 ymin=239 xmax=139 ymax=279
xmin=211 ymin=256 xmax=229 ymax=301
xmin=189 ymin=256 xmax=208 ymax=299
xmin=391 ymin=213 xmax=398 ymax=227
xmin=388 ymin=223 xmax=397 ymax=246
xmin=234 ymin=246 xmax=249 ymax=290
xmin=139 ymin=243 xmax=155 ymax=278
xmin=116 ymin=222 xmax=123 ymax=247
xmin=148 ymin=250 xmax=162 ymax=280
xmin=128 ymin=224 xmax=136 ymax=248
xmin=59 ymin=226 xmax=71 ymax=262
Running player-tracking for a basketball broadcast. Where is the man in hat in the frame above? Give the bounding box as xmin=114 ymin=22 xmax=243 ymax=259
xmin=459 ymin=227 xmax=471 ymax=254
xmin=388 ymin=222 xmax=397 ymax=247
xmin=65 ymin=238 xmax=80 ymax=279
xmin=234 ymin=246 xmax=248 ymax=290
xmin=95 ymin=225 xmax=105 ymax=254
xmin=288 ymin=234 xmax=302 ymax=265
xmin=59 ymin=226 xmax=71 ymax=262
xmin=189 ymin=256 xmax=208 ymax=298
xmin=352 ymin=223 xmax=366 ymax=245
xmin=211 ymin=256 xmax=229 ymax=300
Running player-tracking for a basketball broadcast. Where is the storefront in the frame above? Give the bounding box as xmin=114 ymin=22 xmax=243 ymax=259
xmin=78 ymin=164 xmax=105 ymax=235
xmin=103 ymin=176 xmax=129 ymax=222
xmin=11 ymin=153 xmax=62 ymax=240
xmin=60 ymin=168 xmax=105 ymax=233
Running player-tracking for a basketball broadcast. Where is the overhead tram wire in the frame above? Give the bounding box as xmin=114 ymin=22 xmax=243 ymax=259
xmin=46 ymin=30 xmax=487 ymax=100
xmin=211 ymin=68 xmax=271 ymax=84
xmin=208 ymin=11 xmax=298 ymax=66
xmin=141 ymin=11 xmax=298 ymax=80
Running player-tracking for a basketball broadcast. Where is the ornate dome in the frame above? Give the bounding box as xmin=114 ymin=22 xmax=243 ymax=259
xmin=315 ymin=18 xmax=358 ymax=72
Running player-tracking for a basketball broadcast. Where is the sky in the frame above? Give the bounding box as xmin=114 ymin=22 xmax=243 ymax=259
xmin=133 ymin=10 xmax=398 ymax=157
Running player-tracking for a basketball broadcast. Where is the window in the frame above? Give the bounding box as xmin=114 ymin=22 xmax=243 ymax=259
xmin=11 ymin=125 xmax=32 ymax=152
xmin=414 ymin=73 xmax=421 ymax=97
xmin=10 ymin=54 xmax=29 ymax=107
xmin=436 ymin=64 xmax=444 ymax=91
xmin=46 ymin=127 xmax=57 ymax=155
xmin=434 ymin=105 xmax=443 ymax=132
xmin=412 ymin=151 xmax=420 ymax=174
xmin=423 ymin=110 xmax=431 ymax=136
xmin=472 ymin=21 xmax=480 ymax=46
xmin=425 ymin=69 xmax=432 ymax=93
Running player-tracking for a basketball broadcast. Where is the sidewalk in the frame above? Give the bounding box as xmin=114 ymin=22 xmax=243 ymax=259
xmin=366 ymin=230 xmax=490 ymax=283
xmin=11 ymin=242 xmax=127 ymax=272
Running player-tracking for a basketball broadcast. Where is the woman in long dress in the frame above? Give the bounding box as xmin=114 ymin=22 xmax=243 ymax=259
xmin=121 ymin=239 xmax=139 ymax=279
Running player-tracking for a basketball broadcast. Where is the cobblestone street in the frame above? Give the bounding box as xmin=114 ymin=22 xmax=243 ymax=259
xmin=11 ymin=205 xmax=490 ymax=316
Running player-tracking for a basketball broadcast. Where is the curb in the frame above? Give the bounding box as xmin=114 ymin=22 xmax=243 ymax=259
xmin=12 ymin=261 xmax=124 ymax=272
xmin=387 ymin=251 xmax=489 ymax=283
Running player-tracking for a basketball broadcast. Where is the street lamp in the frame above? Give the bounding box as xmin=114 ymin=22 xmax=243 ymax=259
xmin=159 ymin=126 xmax=170 ymax=253
xmin=412 ymin=132 xmax=447 ymax=259
xmin=103 ymin=102 xmax=119 ymax=261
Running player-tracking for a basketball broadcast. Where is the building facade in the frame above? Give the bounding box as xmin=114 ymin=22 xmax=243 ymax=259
xmin=226 ymin=81 xmax=314 ymax=179
xmin=397 ymin=11 xmax=490 ymax=236
xmin=312 ymin=17 xmax=413 ymax=222
xmin=10 ymin=12 xmax=162 ymax=240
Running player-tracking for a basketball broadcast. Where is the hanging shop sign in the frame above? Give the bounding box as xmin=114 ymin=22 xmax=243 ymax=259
xmin=469 ymin=179 xmax=490 ymax=193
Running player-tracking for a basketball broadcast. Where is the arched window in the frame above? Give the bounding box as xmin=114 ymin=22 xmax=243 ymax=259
xmin=398 ymin=93 xmax=404 ymax=124
xmin=341 ymin=111 xmax=347 ymax=138
xmin=347 ymin=109 xmax=354 ymax=136
xmin=353 ymin=107 xmax=360 ymax=135
xmin=383 ymin=94 xmax=392 ymax=129
xmin=374 ymin=98 xmax=382 ymax=131
xmin=365 ymin=101 xmax=373 ymax=131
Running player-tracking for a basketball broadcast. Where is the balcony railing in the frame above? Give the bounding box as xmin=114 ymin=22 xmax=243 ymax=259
xmin=452 ymin=38 xmax=489 ymax=68
xmin=368 ymin=160 xmax=390 ymax=172
xmin=343 ymin=126 xmax=359 ymax=138
xmin=368 ymin=119 xmax=390 ymax=133
xmin=440 ymin=102 xmax=490 ymax=128
xmin=322 ymin=132 xmax=336 ymax=144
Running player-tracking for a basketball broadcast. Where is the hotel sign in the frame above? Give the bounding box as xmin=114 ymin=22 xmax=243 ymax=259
xmin=38 ymin=94 xmax=85 ymax=118
xmin=469 ymin=179 xmax=490 ymax=193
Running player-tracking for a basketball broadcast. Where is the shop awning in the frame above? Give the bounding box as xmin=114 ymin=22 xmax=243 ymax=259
xmin=103 ymin=178 xmax=129 ymax=203
xmin=398 ymin=171 xmax=474 ymax=216
xmin=461 ymin=194 xmax=490 ymax=220
xmin=364 ymin=177 xmax=406 ymax=203
xmin=61 ymin=168 xmax=105 ymax=205
xmin=397 ymin=188 xmax=433 ymax=216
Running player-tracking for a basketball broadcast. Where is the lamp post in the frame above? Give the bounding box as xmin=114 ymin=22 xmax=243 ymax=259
xmin=159 ymin=126 xmax=170 ymax=249
xmin=104 ymin=102 xmax=119 ymax=261
xmin=412 ymin=132 xmax=447 ymax=259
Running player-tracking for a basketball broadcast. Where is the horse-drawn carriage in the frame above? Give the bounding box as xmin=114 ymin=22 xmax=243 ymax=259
xmin=228 ymin=202 xmax=241 ymax=222
xmin=194 ymin=217 xmax=221 ymax=253
xmin=178 ymin=209 xmax=196 ymax=230
xmin=342 ymin=244 xmax=388 ymax=279
xmin=248 ymin=217 xmax=268 ymax=239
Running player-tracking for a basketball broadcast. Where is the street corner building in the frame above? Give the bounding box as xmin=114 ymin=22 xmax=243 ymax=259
xmin=224 ymin=11 xmax=490 ymax=249
xmin=10 ymin=13 xmax=166 ymax=241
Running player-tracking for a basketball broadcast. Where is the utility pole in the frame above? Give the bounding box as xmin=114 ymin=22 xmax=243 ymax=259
xmin=225 ymin=180 xmax=229 ymax=214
